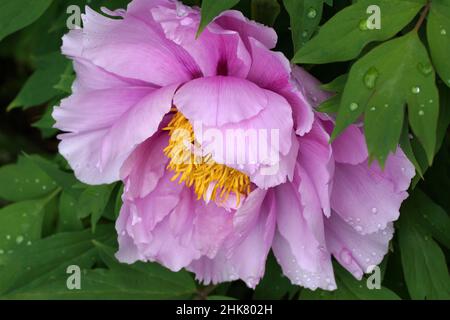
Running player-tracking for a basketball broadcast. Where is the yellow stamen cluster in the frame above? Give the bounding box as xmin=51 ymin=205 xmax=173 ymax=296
xmin=163 ymin=111 xmax=251 ymax=205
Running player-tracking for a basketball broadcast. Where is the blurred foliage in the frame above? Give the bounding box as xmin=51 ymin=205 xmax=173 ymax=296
xmin=0 ymin=0 xmax=448 ymax=300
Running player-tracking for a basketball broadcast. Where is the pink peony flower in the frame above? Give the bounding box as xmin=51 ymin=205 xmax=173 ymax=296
xmin=53 ymin=0 xmax=415 ymax=290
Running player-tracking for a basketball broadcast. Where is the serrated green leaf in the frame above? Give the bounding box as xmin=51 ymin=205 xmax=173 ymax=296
xmin=398 ymin=196 xmax=450 ymax=300
xmin=300 ymin=264 xmax=400 ymax=300
xmin=0 ymin=156 xmax=57 ymax=202
xmin=427 ymin=0 xmax=450 ymax=88
xmin=293 ymin=0 xmax=425 ymax=64
xmin=198 ymin=0 xmax=240 ymax=35
xmin=284 ymin=0 xmax=326 ymax=51
xmin=7 ymin=52 xmax=69 ymax=110
xmin=32 ymin=104 xmax=58 ymax=138
xmin=0 ymin=0 xmax=53 ymax=42
xmin=332 ymin=32 xmax=439 ymax=166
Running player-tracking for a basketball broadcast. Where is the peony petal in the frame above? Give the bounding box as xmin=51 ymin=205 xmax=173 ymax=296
xmin=174 ymin=76 xmax=267 ymax=126
xmin=68 ymin=7 xmax=201 ymax=86
xmin=331 ymin=151 xmax=413 ymax=235
xmin=152 ymin=5 xmax=252 ymax=78
xmin=297 ymin=121 xmax=334 ymax=216
xmin=272 ymin=178 xmax=336 ymax=290
xmin=188 ymin=189 xmax=276 ymax=288
xmin=331 ymin=124 xmax=369 ymax=165
xmin=214 ymin=10 xmax=277 ymax=50
xmin=325 ymin=213 xmax=394 ymax=280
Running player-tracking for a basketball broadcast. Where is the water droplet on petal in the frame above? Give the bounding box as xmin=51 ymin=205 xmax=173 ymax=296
xmin=339 ymin=249 xmax=353 ymax=265
xmin=355 ymin=225 xmax=363 ymax=233
xmin=363 ymin=67 xmax=379 ymax=89
xmin=371 ymin=207 xmax=378 ymax=214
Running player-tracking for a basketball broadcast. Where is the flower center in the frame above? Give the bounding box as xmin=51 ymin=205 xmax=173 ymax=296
xmin=163 ymin=111 xmax=251 ymax=205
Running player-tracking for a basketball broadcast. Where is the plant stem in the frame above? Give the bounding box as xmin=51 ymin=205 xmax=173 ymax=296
xmin=414 ymin=0 xmax=431 ymax=32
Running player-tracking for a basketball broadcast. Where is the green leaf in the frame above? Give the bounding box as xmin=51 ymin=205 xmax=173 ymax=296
xmin=198 ymin=0 xmax=240 ymax=35
xmin=7 ymin=52 xmax=69 ymax=110
xmin=54 ymin=63 xmax=75 ymax=94
xmin=405 ymin=189 xmax=450 ymax=249
xmin=0 ymin=198 xmax=51 ymax=254
xmin=3 ymin=242 xmax=197 ymax=299
xmin=24 ymin=154 xmax=78 ymax=191
xmin=57 ymin=191 xmax=84 ymax=233
xmin=0 ymin=225 xmax=115 ymax=296
xmin=317 ymin=74 xmax=348 ymax=114
xmin=332 ymin=32 xmax=439 ymax=166
xmin=0 ymin=0 xmax=53 ymax=42
xmin=251 ymin=0 xmax=280 ymax=26
xmin=427 ymin=0 xmax=450 ymax=88
xmin=300 ymin=264 xmax=400 ymax=300
xmin=0 ymin=156 xmax=57 ymax=202
xmin=283 ymin=0 xmax=327 ymax=52
xmin=293 ymin=0 xmax=425 ymax=64
xmin=77 ymin=185 xmax=115 ymax=231
xmin=32 ymin=104 xmax=58 ymax=138
xmin=398 ymin=195 xmax=450 ymax=300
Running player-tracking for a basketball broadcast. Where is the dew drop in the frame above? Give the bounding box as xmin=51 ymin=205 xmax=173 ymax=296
xmin=418 ymin=110 xmax=425 ymax=116
xmin=349 ymin=102 xmax=359 ymax=111
xmin=363 ymin=67 xmax=379 ymax=89
xmin=359 ymin=19 xmax=369 ymax=31
xmin=16 ymin=235 xmax=24 ymax=244
xmin=355 ymin=225 xmax=363 ymax=233
xmin=441 ymin=28 xmax=447 ymax=36
xmin=26 ymin=241 xmax=32 ymax=246
xmin=418 ymin=62 xmax=433 ymax=76
xmin=307 ymin=8 xmax=317 ymax=19
xmin=411 ymin=86 xmax=421 ymax=94
xmin=339 ymin=249 xmax=353 ymax=265
xmin=42 ymin=185 xmax=47 ymax=190
xmin=0 ymin=249 xmax=4 ymax=255
xmin=302 ymin=31 xmax=308 ymax=38
xmin=6 ymin=235 xmax=11 ymax=240
xmin=35 ymin=178 xmax=40 ymax=183
xmin=371 ymin=207 xmax=378 ymax=214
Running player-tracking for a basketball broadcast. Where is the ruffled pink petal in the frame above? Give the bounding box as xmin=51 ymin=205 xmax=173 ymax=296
xmin=54 ymin=81 xmax=177 ymax=184
xmin=120 ymin=133 xmax=170 ymax=199
xmin=174 ymin=76 xmax=266 ymax=127
xmin=297 ymin=121 xmax=334 ymax=217
xmin=272 ymin=177 xmax=336 ymax=290
xmin=195 ymin=89 xmax=295 ymax=189
xmin=330 ymin=123 xmax=369 ymax=165
xmin=325 ymin=213 xmax=394 ymax=280
xmin=214 ymin=10 xmax=278 ymax=50
xmin=64 ymin=7 xmax=201 ymax=86
xmin=188 ymin=189 xmax=276 ymax=288
xmin=152 ymin=5 xmax=252 ymax=78
xmin=330 ymin=150 xmax=413 ymax=235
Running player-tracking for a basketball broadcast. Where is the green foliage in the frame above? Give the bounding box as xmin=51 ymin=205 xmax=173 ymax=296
xmin=198 ymin=0 xmax=241 ymax=35
xmin=283 ymin=0 xmax=330 ymax=52
xmin=427 ymin=0 xmax=450 ymax=88
xmin=300 ymin=264 xmax=400 ymax=300
xmin=292 ymin=0 xmax=425 ymax=64
xmin=0 ymin=0 xmax=54 ymax=42
xmin=398 ymin=190 xmax=450 ymax=299
xmin=333 ymin=32 xmax=439 ymax=166
xmin=251 ymin=0 xmax=280 ymax=26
